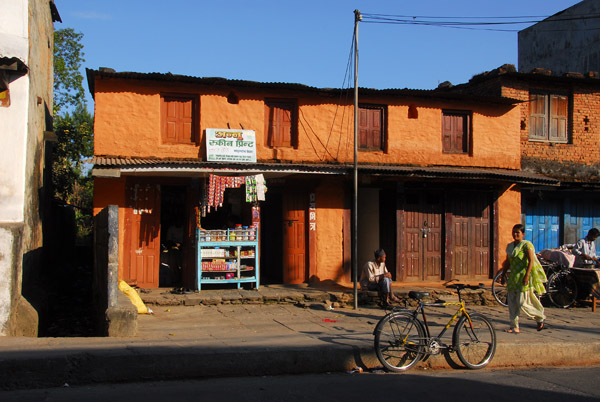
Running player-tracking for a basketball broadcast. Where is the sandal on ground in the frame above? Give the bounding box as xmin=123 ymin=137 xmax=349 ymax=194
xmin=536 ymin=321 xmax=546 ymax=331
xmin=504 ymin=328 xmax=520 ymax=334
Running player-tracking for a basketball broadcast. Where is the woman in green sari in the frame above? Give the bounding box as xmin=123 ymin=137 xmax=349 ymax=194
xmin=503 ymin=224 xmax=547 ymax=333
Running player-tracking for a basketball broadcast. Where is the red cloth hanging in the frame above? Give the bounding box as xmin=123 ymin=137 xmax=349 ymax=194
xmin=206 ymin=174 xmax=245 ymax=211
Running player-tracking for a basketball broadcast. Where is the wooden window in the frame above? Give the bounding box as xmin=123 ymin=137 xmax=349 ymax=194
xmin=265 ymin=99 xmax=297 ymax=148
xmin=161 ymin=94 xmax=197 ymax=144
xmin=528 ymin=93 xmax=568 ymax=142
xmin=442 ymin=110 xmax=471 ymax=154
xmin=358 ymin=104 xmax=385 ymax=151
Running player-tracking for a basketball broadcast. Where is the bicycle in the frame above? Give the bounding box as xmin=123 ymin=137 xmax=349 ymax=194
xmin=492 ymin=255 xmax=578 ymax=308
xmin=373 ymin=283 xmax=497 ymax=372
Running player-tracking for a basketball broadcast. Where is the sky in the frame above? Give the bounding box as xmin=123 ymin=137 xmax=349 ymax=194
xmin=54 ymin=0 xmax=581 ymax=108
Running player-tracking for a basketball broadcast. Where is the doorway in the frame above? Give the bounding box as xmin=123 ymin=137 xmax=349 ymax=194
xmin=160 ymin=185 xmax=187 ymax=288
xmin=261 ymin=190 xmax=283 ymax=283
xmin=123 ymin=182 xmax=161 ymax=288
xmin=399 ymin=191 xmax=444 ymax=282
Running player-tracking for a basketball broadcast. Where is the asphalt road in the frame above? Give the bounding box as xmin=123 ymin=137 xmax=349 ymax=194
xmin=3 ymin=366 xmax=600 ymax=402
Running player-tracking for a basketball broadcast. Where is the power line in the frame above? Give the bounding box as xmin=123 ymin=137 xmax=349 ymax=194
xmin=360 ymin=12 xmax=600 ymax=32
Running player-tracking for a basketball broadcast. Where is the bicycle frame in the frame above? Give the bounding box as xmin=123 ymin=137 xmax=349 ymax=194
xmin=375 ymin=283 xmax=496 ymax=372
xmin=400 ymin=298 xmax=473 ymax=352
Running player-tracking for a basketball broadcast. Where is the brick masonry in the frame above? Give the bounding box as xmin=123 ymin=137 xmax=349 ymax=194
xmin=506 ymin=81 xmax=600 ymax=165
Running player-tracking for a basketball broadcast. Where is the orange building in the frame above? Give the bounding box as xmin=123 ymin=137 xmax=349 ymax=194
xmin=87 ymin=68 xmax=555 ymax=290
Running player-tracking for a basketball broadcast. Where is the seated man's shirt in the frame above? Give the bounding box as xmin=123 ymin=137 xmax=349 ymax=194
xmin=573 ymin=238 xmax=597 ymax=266
xmin=359 ymin=260 xmax=388 ymax=289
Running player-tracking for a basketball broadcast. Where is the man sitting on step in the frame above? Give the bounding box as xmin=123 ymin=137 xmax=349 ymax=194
xmin=359 ymin=248 xmax=400 ymax=307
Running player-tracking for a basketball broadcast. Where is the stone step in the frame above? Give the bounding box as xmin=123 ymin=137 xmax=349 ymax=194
xmin=138 ymin=286 xmax=500 ymax=308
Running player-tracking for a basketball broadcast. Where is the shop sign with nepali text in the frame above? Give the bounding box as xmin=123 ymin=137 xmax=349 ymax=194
xmin=206 ymin=128 xmax=257 ymax=162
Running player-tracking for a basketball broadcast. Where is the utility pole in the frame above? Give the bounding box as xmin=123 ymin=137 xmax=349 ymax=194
xmin=353 ymin=9 xmax=361 ymax=310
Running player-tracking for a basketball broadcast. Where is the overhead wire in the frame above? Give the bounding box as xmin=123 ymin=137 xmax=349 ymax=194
xmin=328 ymin=30 xmax=355 ymax=161
xmin=314 ymin=26 xmax=356 ymax=162
xmin=325 ymin=9 xmax=600 ymax=161
xmin=359 ymin=12 xmax=600 ymax=32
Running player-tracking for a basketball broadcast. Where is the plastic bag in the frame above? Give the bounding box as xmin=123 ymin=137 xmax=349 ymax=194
xmin=118 ymin=280 xmax=151 ymax=314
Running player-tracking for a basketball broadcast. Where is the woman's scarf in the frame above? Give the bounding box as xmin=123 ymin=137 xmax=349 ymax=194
xmin=508 ymin=240 xmax=547 ymax=294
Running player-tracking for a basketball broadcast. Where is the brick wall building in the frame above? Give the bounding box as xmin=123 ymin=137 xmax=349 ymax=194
xmin=444 ymin=64 xmax=600 ymax=250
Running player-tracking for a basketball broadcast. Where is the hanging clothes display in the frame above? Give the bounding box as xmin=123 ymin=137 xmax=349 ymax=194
xmin=255 ymin=174 xmax=267 ymax=201
xmin=204 ymin=174 xmax=245 ymax=212
xmin=201 ymin=173 xmax=268 ymax=216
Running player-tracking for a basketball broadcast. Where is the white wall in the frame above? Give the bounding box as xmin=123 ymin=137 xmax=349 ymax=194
xmin=0 ymin=0 xmax=30 ymax=334
xmin=0 ymin=0 xmax=28 ymax=60
xmin=0 ymin=228 xmax=14 ymax=333
xmin=0 ymin=75 xmax=28 ymax=223
xmin=0 ymin=0 xmax=28 ymax=223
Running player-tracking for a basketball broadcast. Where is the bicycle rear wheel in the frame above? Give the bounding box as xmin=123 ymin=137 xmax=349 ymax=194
xmin=547 ymin=270 xmax=578 ymax=308
xmin=453 ymin=313 xmax=496 ymax=369
xmin=373 ymin=312 xmax=425 ymax=372
xmin=492 ymin=269 xmax=509 ymax=307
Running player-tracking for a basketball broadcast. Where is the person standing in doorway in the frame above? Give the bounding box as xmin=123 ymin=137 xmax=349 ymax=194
xmin=360 ymin=249 xmax=400 ymax=307
xmin=503 ymin=224 xmax=547 ymax=333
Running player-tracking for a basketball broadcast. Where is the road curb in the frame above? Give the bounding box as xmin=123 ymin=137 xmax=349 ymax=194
xmin=2 ymin=340 xmax=600 ymax=390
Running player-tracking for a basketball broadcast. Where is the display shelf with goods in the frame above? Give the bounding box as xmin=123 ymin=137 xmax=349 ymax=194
xmin=197 ymin=227 xmax=259 ymax=290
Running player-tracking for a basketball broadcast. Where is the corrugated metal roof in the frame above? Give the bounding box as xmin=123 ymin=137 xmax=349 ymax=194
xmin=92 ymin=157 xmax=347 ymax=175
xmin=359 ymin=164 xmax=559 ymax=185
xmin=92 ymin=156 xmax=558 ymax=185
xmin=86 ymin=69 xmax=519 ymax=105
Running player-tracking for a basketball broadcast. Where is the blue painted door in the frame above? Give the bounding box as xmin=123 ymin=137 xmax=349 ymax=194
xmin=564 ymin=199 xmax=600 ymax=245
xmin=522 ymin=199 xmax=560 ymax=252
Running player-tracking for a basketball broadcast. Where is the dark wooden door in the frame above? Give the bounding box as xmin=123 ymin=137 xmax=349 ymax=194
xmin=124 ymin=182 xmax=161 ymax=288
xmin=449 ymin=192 xmax=491 ymax=280
xmin=283 ymin=191 xmax=306 ymax=284
xmin=401 ymin=192 xmax=443 ymax=282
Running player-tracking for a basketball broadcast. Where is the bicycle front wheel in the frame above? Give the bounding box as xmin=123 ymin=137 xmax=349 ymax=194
xmin=492 ymin=269 xmax=509 ymax=307
xmin=374 ymin=312 xmax=425 ymax=372
xmin=547 ymin=270 xmax=578 ymax=308
xmin=453 ymin=313 xmax=496 ymax=369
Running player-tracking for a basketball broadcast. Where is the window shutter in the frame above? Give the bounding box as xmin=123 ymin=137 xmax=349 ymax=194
xmin=164 ymin=99 xmax=178 ymax=142
xmin=529 ymin=94 xmax=547 ymax=140
xmin=265 ymin=101 xmax=294 ymax=147
xmin=370 ymin=108 xmax=382 ymax=149
xmin=279 ymin=106 xmax=292 ymax=147
xmin=358 ymin=106 xmax=383 ymax=150
xmin=162 ymin=96 xmax=195 ymax=144
xmin=179 ymin=98 xmax=193 ymax=143
xmin=442 ymin=112 xmax=469 ymax=153
xmin=442 ymin=113 xmax=453 ymax=152
xmin=549 ymin=95 xmax=568 ymax=142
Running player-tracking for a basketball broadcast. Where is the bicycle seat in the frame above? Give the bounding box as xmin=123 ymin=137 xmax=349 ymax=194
xmin=408 ymin=291 xmax=430 ymax=300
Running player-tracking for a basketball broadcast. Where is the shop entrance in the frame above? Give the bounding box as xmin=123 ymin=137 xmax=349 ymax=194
xmin=261 ymin=190 xmax=283 ymax=284
xmin=399 ymin=191 xmax=443 ymax=282
xmin=260 ymin=187 xmax=309 ymax=285
xmin=283 ymin=190 xmax=307 ymax=284
xmin=159 ymin=185 xmax=187 ymax=288
xmin=124 ymin=182 xmax=161 ymax=288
